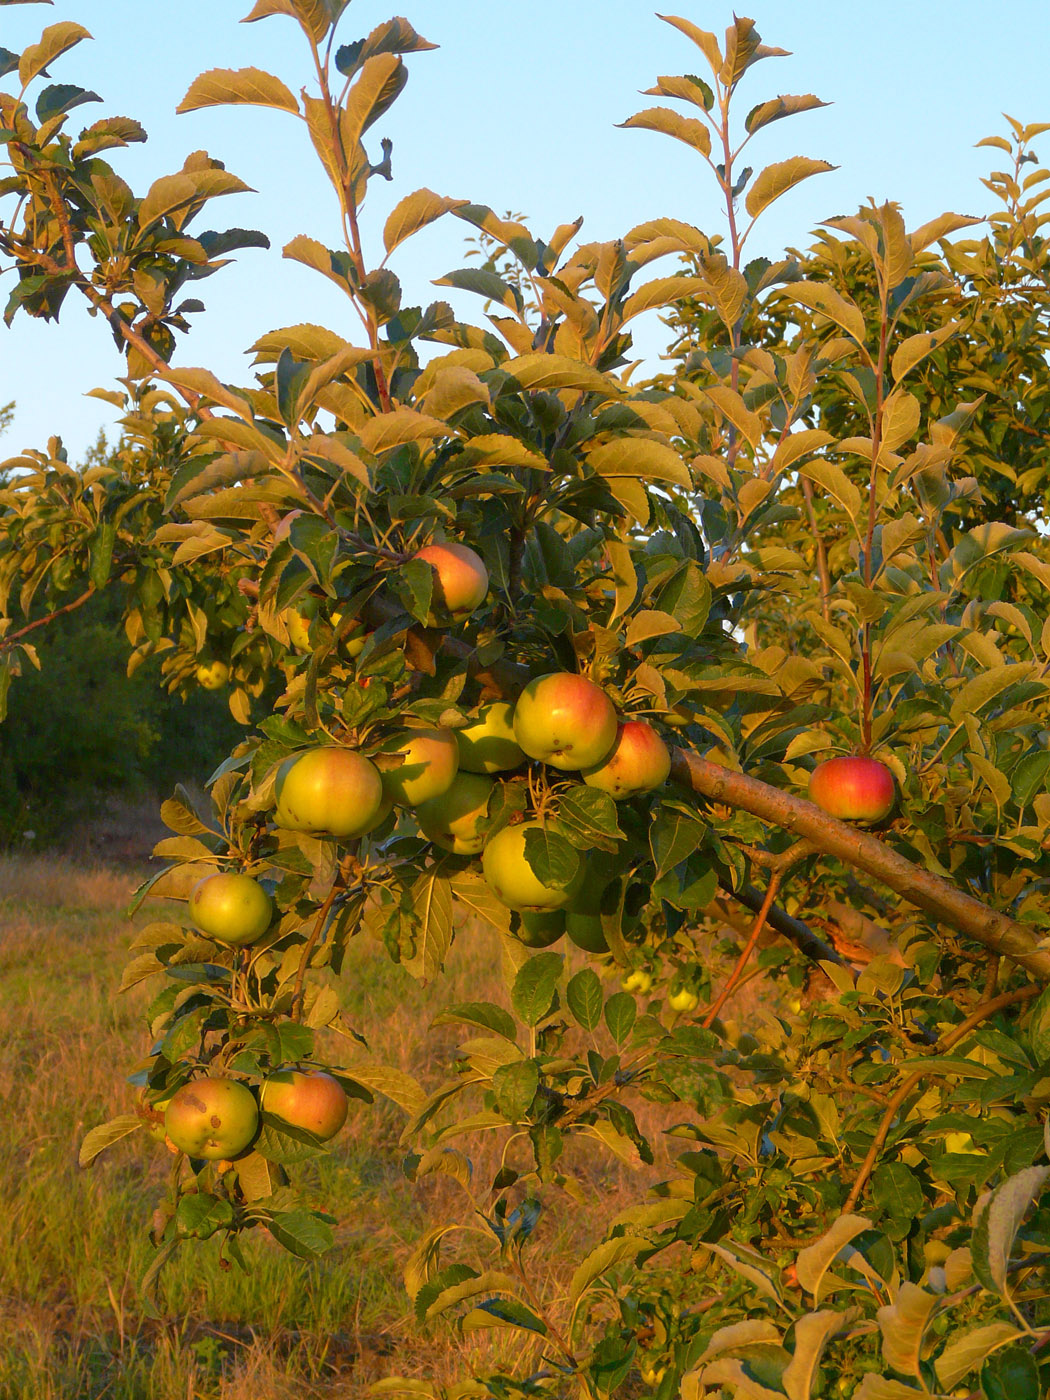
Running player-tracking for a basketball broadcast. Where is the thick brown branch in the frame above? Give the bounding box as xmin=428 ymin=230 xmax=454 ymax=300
xmin=670 ymin=749 xmax=1050 ymax=980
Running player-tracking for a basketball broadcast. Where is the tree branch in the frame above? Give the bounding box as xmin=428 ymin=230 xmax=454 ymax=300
xmin=0 ymin=584 xmax=95 ymax=650
xmin=670 ymin=749 xmax=1050 ymax=980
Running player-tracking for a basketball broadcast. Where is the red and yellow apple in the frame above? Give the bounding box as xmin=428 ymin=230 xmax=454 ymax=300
xmin=195 ymin=659 xmax=229 ymax=690
xmin=414 ymin=542 xmax=488 ymax=621
xmin=260 ymin=1069 xmax=348 ymax=1141
xmin=582 ymin=719 xmax=670 ymax=799
xmin=512 ymin=673 xmax=618 ymax=771
xmin=808 ymin=755 xmax=895 ymax=823
xmin=482 ymin=822 xmax=584 ymax=912
xmin=375 ymin=728 xmax=459 ymax=808
xmin=275 ymin=747 xmax=384 ymax=838
xmin=454 ymin=703 xmax=525 ymax=774
xmin=164 ymin=1077 xmax=259 ymax=1160
xmin=415 ymin=771 xmax=494 ymax=854
xmin=189 ymin=871 xmax=273 ymax=946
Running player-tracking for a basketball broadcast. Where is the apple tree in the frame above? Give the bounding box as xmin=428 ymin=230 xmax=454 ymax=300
xmin=2 ymin=4 xmax=1050 ymax=1397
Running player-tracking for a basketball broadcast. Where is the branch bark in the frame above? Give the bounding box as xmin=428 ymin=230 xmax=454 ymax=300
xmin=671 ymin=749 xmax=1050 ymax=980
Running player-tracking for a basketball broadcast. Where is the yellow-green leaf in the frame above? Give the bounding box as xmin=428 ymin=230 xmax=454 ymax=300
xmin=19 ymin=22 xmax=91 ymax=88
xmin=384 ymin=188 xmax=465 ymax=257
xmin=783 ymin=280 xmax=865 ymax=344
xmin=891 ymin=323 xmax=962 ymax=382
xmin=745 ymin=157 xmax=835 ymax=220
xmin=588 ymin=437 xmax=691 ymax=488
xmin=358 ymin=410 xmax=447 ymax=454
xmin=176 ymin=66 xmax=299 ymax=116
xmin=618 ymin=106 xmax=711 ymax=158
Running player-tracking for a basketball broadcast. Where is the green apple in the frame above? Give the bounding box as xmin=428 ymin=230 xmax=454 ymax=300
xmin=275 ymin=747 xmax=384 ymax=838
xmin=621 ymin=969 xmax=652 ymax=995
xmin=515 ymin=910 xmax=566 ymax=947
xmin=164 ymin=1078 xmax=259 ymax=1160
xmin=668 ymin=986 xmax=699 ymax=1013
xmin=512 ymin=673 xmax=618 ymax=771
xmin=454 ymin=703 xmax=525 ymax=773
xmin=481 ymin=822 xmax=584 ymax=912
xmin=195 ymin=659 xmax=229 ymax=690
xmin=415 ymin=771 xmax=494 ymax=854
xmin=189 ymin=871 xmax=273 ymax=946
xmin=375 ymin=728 xmax=459 ymax=808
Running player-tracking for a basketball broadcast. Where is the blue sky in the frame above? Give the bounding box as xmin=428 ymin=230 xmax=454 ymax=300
xmin=3 ymin=0 xmax=1050 ymax=460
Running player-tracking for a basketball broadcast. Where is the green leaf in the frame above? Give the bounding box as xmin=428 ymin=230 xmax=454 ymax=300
xmin=267 ymin=1209 xmax=335 ymax=1259
xmin=974 ymin=1165 xmax=1050 ymax=1295
xmin=557 ymin=786 xmax=623 ymax=852
xmin=463 ymin=1296 xmax=548 ymax=1336
xmin=35 ymin=82 xmax=99 ymax=122
xmin=492 ymin=1060 xmax=539 ymax=1120
xmin=1027 ymin=986 xmax=1050 ymax=1063
xmin=566 ymin=969 xmax=603 ymax=1031
xmin=782 ymin=1310 xmax=845 ymax=1400
xmin=433 ymin=1002 xmax=517 ymax=1044
xmin=18 ymin=21 xmax=91 ymax=87
xmin=891 ymin=322 xmax=961 ymax=382
xmin=78 ymin=1114 xmax=142 ymax=1167
xmin=175 ymin=1193 xmax=234 ymax=1240
xmin=522 ymin=827 xmax=580 ymax=889
xmin=396 ymin=557 xmax=434 ymax=625
xmin=650 ymin=809 xmax=706 ymax=879
xmin=745 ymin=157 xmax=836 ymax=220
xmin=344 ymin=1064 xmax=426 ymax=1116
xmin=981 ymin=1346 xmax=1041 ymax=1400
xmin=745 ymin=93 xmax=828 ymax=134
xmin=383 ymin=188 xmax=465 ymax=257
xmin=569 ymin=1235 xmax=647 ymax=1308
xmin=511 ymin=952 xmax=563 ymax=1027
xmin=871 ymin=1161 xmax=923 ymax=1223
xmin=603 ymin=991 xmax=637 ymax=1045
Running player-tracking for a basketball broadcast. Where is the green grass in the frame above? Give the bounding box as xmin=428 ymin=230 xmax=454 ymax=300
xmin=0 ymin=854 xmax=661 ymax=1399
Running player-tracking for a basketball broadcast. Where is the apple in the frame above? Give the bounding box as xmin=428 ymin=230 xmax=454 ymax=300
xmin=808 ymin=755 xmax=896 ymax=822
xmin=260 ymin=1069 xmax=348 ymax=1141
xmin=415 ymin=771 xmax=494 ymax=854
xmin=281 ymin=596 xmax=317 ymax=651
xmin=668 ymin=986 xmax=699 ymax=1013
xmin=140 ymin=1093 xmax=171 ymax=1142
xmin=332 ymin=611 xmax=368 ymax=658
xmin=413 ymin=541 xmax=489 ymax=621
xmin=189 ymin=871 xmax=273 ymax=946
xmin=481 ymin=821 xmax=584 ymax=912
xmin=582 ymin=720 xmax=670 ymax=799
xmin=565 ymin=910 xmax=609 ymax=954
xmin=275 ymin=747 xmax=384 ymax=838
xmin=512 ymin=673 xmax=618 ymax=771
xmin=455 ymin=703 xmax=525 ymax=774
xmin=516 ymin=910 xmax=566 ymax=947
xmin=621 ymin=969 xmax=652 ymax=995
xmin=195 ymin=659 xmax=229 ymax=690
xmin=164 ymin=1077 xmax=259 ymax=1160
xmin=375 ymin=728 xmax=459 ymax=808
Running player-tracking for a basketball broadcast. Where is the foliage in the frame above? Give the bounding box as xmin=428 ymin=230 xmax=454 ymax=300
xmin=2 ymin=5 xmax=1050 ymax=1398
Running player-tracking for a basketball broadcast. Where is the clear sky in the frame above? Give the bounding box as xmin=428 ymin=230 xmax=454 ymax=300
xmin=3 ymin=0 xmax=1050 ymax=460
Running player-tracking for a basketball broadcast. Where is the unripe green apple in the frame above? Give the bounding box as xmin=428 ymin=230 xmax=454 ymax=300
xmin=375 ymin=728 xmax=459 ymax=808
xmin=275 ymin=747 xmax=384 ymax=838
xmin=413 ymin=541 xmax=488 ymax=621
xmin=189 ymin=871 xmax=273 ymax=946
xmin=454 ymin=703 xmax=525 ymax=773
xmin=260 ymin=1070 xmax=348 ymax=1141
xmin=482 ymin=821 xmax=584 ymax=912
xmin=164 ymin=1078 xmax=258 ymax=1160
xmin=582 ymin=719 xmax=670 ymax=799
xmin=621 ymin=969 xmax=652 ymax=995
xmin=668 ymin=986 xmax=699 ymax=1013
xmin=512 ymin=673 xmax=618 ymax=771
xmin=516 ymin=909 xmax=566 ymax=947
xmin=415 ymin=771 xmax=494 ymax=854
xmin=195 ymin=659 xmax=229 ymax=690
xmin=808 ymin=755 xmax=895 ymax=822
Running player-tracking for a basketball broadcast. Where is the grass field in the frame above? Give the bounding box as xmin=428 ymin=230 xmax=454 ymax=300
xmin=0 ymin=854 xmax=683 ymax=1399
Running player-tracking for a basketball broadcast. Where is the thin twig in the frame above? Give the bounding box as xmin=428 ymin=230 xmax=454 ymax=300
xmin=0 ymin=584 xmax=95 ymax=649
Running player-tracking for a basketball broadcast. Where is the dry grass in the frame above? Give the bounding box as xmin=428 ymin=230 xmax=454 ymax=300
xmin=0 ymin=853 xmax=690 ymax=1399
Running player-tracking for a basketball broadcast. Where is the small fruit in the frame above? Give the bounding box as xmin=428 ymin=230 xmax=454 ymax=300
xmin=195 ymin=659 xmax=229 ymax=690
xmin=621 ymin=969 xmax=652 ymax=995
xmin=482 ymin=822 xmax=584 ymax=912
xmin=140 ymin=1094 xmax=171 ymax=1143
xmin=808 ymin=755 xmax=896 ymax=823
xmin=413 ymin=541 xmax=489 ymax=621
xmin=260 ymin=1070 xmax=348 ymax=1141
xmin=512 ymin=673 xmax=618 ymax=771
xmin=164 ymin=1078 xmax=259 ymax=1160
xmin=189 ymin=871 xmax=273 ymax=946
xmin=332 ymin=612 xmax=368 ymax=658
xmin=416 ymin=771 xmax=494 ymax=854
xmin=375 ymin=728 xmax=459 ymax=808
xmin=454 ymin=703 xmax=525 ymax=773
xmin=281 ymin=597 xmax=317 ymax=651
xmin=582 ymin=719 xmax=670 ymax=799
xmin=668 ymin=986 xmax=699 ymax=1013
xmin=275 ymin=747 xmax=384 ymax=838
xmin=516 ymin=909 xmax=566 ymax=947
